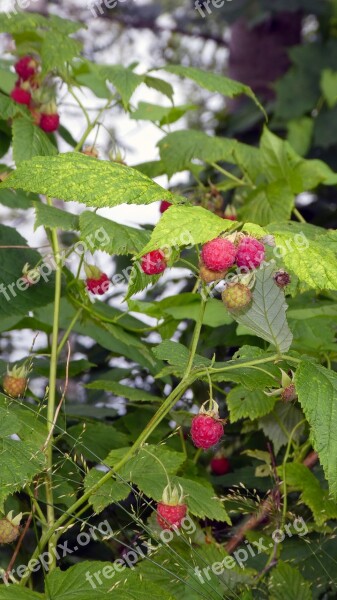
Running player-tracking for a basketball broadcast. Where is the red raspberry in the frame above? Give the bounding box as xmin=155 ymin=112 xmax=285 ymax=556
xmin=236 ymin=236 xmax=265 ymax=270
xmin=157 ymin=502 xmax=187 ymax=530
xmin=211 ymin=456 xmax=231 ymax=476
xmin=156 ymin=484 xmax=187 ymax=530
xmin=159 ymin=201 xmax=172 ymax=213
xmin=11 ymin=86 xmax=31 ymax=106
xmin=86 ymin=273 xmax=110 ymax=295
xmin=281 ymin=384 xmax=297 ymax=403
xmin=39 ymin=113 xmax=60 ymax=133
xmin=222 ymin=283 xmax=252 ymax=311
xmin=191 ymin=414 xmax=224 ymax=449
xmin=223 ymin=215 xmax=236 ymax=221
xmin=201 ymin=238 xmax=237 ymax=272
xmin=15 ymin=56 xmax=38 ymax=80
xmin=141 ymin=250 xmax=167 ymax=275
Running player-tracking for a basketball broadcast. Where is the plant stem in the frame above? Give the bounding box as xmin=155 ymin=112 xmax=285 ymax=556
xmin=74 ymin=98 xmax=117 ymax=152
xmin=57 ymin=308 xmax=82 ymax=356
xmin=293 ymin=207 xmax=306 ymax=223
xmin=185 ymin=296 xmax=207 ymax=375
xmin=45 ymin=201 xmax=63 ymax=570
xmin=208 ymin=161 xmax=249 ymax=188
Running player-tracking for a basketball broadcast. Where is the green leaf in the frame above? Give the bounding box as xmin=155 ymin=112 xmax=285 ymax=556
xmin=158 ymin=129 xmax=260 ymax=178
xmin=259 ymin=402 xmax=304 ymax=455
xmin=0 ymin=12 xmax=82 ymax=34
xmin=97 ymin=65 xmax=144 ymax=108
xmin=260 ymin=127 xmax=301 ymax=184
xmin=66 ymin=423 xmax=130 ymax=462
xmin=227 ymin=386 xmax=277 ymax=422
xmin=0 ymin=397 xmax=46 ymax=508
xmin=0 ymin=153 xmax=177 ymax=208
xmin=232 ymin=264 xmax=293 ymax=353
xmin=41 ymin=31 xmax=81 ymax=77
xmin=283 ymin=463 xmax=337 ymax=526
xmin=0 ymin=91 xmax=25 ymax=119
xmin=0 ymin=67 xmax=17 ymax=95
xmin=34 ymin=202 xmax=79 ymax=231
xmin=106 ymin=444 xmax=186 ymax=502
xmin=175 ymin=477 xmax=230 ymax=523
xmin=0 ymin=588 xmax=43 ymax=599
xmin=287 ymin=117 xmax=313 ymax=156
xmin=84 ymin=469 xmax=129 ymax=513
xmin=85 ymin=381 xmax=162 ymax=403
xmin=295 ymin=362 xmax=337 ymax=498
xmin=163 ymin=65 xmax=266 ymax=116
xmin=269 ymin=226 xmax=337 ymax=290
xmin=268 ymin=562 xmax=312 ymax=600
xmin=79 ymin=211 xmax=150 ymax=255
xmin=12 ymin=117 xmax=58 ymax=165
xmin=240 ymin=180 xmax=294 ymax=225
xmin=138 ymin=205 xmax=234 ymax=256
xmin=131 ymin=102 xmax=196 ymax=125
xmin=143 ymin=75 xmax=174 ymax=100
xmin=321 ymin=69 xmax=337 ymax=108
xmin=0 ymin=188 xmax=39 ymax=209
xmin=0 ymin=224 xmax=56 ymax=317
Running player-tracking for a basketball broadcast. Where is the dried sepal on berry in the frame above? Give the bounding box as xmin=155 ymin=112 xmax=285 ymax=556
xmin=265 ymin=369 xmax=297 ymax=403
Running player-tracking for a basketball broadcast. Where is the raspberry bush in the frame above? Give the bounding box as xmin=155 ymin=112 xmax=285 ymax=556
xmin=0 ymin=10 xmax=337 ymax=599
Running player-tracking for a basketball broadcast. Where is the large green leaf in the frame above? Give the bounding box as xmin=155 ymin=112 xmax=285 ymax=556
xmin=0 ymin=12 xmax=82 ymax=34
xmin=138 ymin=205 xmax=234 ymax=256
xmin=163 ymin=65 xmax=265 ymax=116
xmin=226 ymin=386 xmax=277 ymax=422
xmin=97 ymin=65 xmax=144 ymax=107
xmin=269 ymin=226 xmax=337 ymax=290
xmin=232 ymin=264 xmax=293 ymax=353
xmin=79 ymin=211 xmax=150 ymax=255
xmin=240 ymin=181 xmax=294 ymax=225
xmin=268 ymin=562 xmax=312 ymax=600
xmin=0 ymin=224 xmax=56 ymax=317
xmin=0 ymin=153 xmax=177 ymax=208
xmin=283 ymin=463 xmax=337 ymax=526
xmin=41 ymin=31 xmax=81 ymax=77
xmin=0 ymin=396 xmax=46 ymax=509
xmin=295 ymin=361 xmax=337 ymax=498
xmin=12 ymin=117 xmax=58 ymax=165
xmin=34 ymin=202 xmax=79 ymax=231
xmin=175 ymin=477 xmax=230 ymax=523
xmin=158 ymin=129 xmax=260 ymax=178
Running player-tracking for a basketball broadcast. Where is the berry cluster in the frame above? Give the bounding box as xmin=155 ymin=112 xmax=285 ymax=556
xmin=10 ymin=55 xmax=60 ymax=133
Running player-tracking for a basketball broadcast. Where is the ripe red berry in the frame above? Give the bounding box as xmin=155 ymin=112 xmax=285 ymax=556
xmin=201 ymin=238 xmax=237 ymax=272
xmin=191 ymin=401 xmax=224 ymax=450
xmin=159 ymin=200 xmax=172 ymax=213
xmin=15 ymin=56 xmax=37 ymax=80
xmin=222 ymin=283 xmax=252 ymax=312
xmin=157 ymin=502 xmax=187 ymax=530
xmin=39 ymin=113 xmax=60 ymax=133
xmin=141 ymin=250 xmax=167 ymax=275
xmin=236 ymin=236 xmax=265 ymax=270
xmin=86 ymin=273 xmax=110 ymax=295
xmin=10 ymin=86 xmax=31 ymax=106
xmin=211 ymin=455 xmax=231 ymax=476
xmin=156 ymin=484 xmax=187 ymax=530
